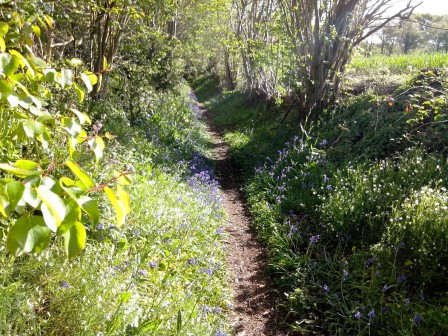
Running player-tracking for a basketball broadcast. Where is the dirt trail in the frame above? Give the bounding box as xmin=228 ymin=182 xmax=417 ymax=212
xmin=198 ymin=102 xmax=287 ymax=336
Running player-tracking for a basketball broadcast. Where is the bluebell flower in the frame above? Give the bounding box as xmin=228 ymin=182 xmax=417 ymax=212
xmin=343 ymin=270 xmax=349 ymax=277
xmin=354 ymin=311 xmax=361 ymax=319
xmin=322 ymin=284 xmax=330 ymax=293
xmin=59 ymin=281 xmax=70 ymax=290
xmin=309 ymin=235 xmax=320 ymax=244
xmin=365 ymin=257 xmax=375 ymax=268
xmin=368 ymin=309 xmax=375 ymax=319
xmin=419 ymin=292 xmax=425 ymax=301
xmin=395 ymin=242 xmax=405 ymax=251
xmin=414 ymin=314 xmax=422 ymax=325
xmin=149 ymin=261 xmax=158 ymax=269
xmin=405 ymin=298 xmax=411 ymax=306
xmin=397 ymin=275 xmax=407 ymax=282
xmin=188 ymin=258 xmax=198 ymax=265
xmin=213 ymin=307 xmax=221 ymax=314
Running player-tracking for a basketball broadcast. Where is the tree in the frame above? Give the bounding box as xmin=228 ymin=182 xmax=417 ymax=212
xmin=277 ymin=0 xmax=420 ymax=123
xmin=397 ymin=18 xmax=421 ymax=53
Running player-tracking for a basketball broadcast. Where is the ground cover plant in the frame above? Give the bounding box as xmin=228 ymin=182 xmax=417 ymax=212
xmin=0 ymin=86 xmax=231 ymax=335
xmin=196 ymin=60 xmax=448 ymax=335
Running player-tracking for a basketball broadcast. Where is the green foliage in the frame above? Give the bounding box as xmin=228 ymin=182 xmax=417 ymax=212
xmin=0 ymin=85 xmax=230 ymax=335
xmin=319 ymin=149 xmax=448 ymax=245
xmin=202 ymin=61 xmax=448 ymax=334
xmin=381 ymin=186 xmax=448 ymax=288
xmin=0 ymin=12 xmax=131 ymax=259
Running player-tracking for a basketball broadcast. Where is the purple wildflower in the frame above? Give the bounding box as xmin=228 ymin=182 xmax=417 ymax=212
xmin=59 ymin=281 xmax=70 ymax=290
xmin=368 ymin=309 xmax=375 ymax=319
xmin=414 ymin=314 xmax=422 ymax=325
xmin=365 ymin=257 xmax=376 ymax=268
xmin=310 ymin=235 xmax=320 ymax=244
xmin=343 ymin=270 xmax=349 ymax=277
xmin=322 ymin=284 xmax=330 ymax=293
xmin=397 ymin=275 xmax=407 ymax=282
xmin=188 ymin=258 xmax=198 ymax=265
xmin=355 ymin=311 xmax=361 ymax=319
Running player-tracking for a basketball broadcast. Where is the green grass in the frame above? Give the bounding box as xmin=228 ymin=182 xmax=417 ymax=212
xmin=348 ymin=52 xmax=448 ymax=75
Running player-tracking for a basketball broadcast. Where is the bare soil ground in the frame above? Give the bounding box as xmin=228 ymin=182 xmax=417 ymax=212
xmin=199 ymin=102 xmax=288 ymax=336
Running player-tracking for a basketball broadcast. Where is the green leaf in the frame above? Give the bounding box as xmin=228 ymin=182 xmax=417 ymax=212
xmin=6 ymin=93 xmax=19 ymax=107
xmin=66 ymin=159 xmax=95 ymax=190
xmin=22 ymin=185 xmax=40 ymax=208
xmin=61 ymin=117 xmax=82 ymax=138
xmin=104 ymin=187 xmax=125 ymax=227
xmin=89 ymin=136 xmax=105 ymax=163
xmin=0 ymin=37 xmax=5 ymax=53
xmin=0 ymin=52 xmax=12 ymax=75
xmin=22 ymin=120 xmax=45 ymax=138
xmin=0 ymin=22 xmax=9 ymax=37
xmin=117 ymin=173 xmax=132 ymax=186
xmin=80 ymin=72 xmax=93 ymax=92
xmin=76 ymin=196 xmax=99 ymax=225
xmin=55 ymin=69 xmax=73 ymax=88
xmin=70 ymin=108 xmax=91 ymax=125
xmin=73 ymin=82 xmax=85 ymax=102
xmin=32 ymin=57 xmax=47 ymax=69
xmin=117 ymin=186 xmax=131 ymax=215
xmin=37 ymin=185 xmax=66 ymax=232
xmin=15 ymin=160 xmax=39 ymax=171
xmin=0 ymin=52 xmax=20 ymax=76
xmin=31 ymin=25 xmax=41 ymax=38
xmin=37 ymin=130 xmax=50 ymax=150
xmin=57 ymin=198 xmax=81 ymax=235
xmin=84 ymin=71 xmax=98 ymax=86
xmin=0 ymin=181 xmax=25 ymax=217
xmin=0 ymin=79 xmax=12 ymax=100
xmin=176 ymin=310 xmax=182 ymax=333
xmin=6 ymin=216 xmax=52 ymax=256
xmin=63 ymin=221 xmax=86 ymax=259
xmin=0 ymin=160 xmax=42 ymax=177
xmin=59 ymin=177 xmax=85 ymax=198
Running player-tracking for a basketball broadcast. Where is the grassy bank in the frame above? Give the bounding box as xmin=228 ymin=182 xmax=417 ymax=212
xmin=193 ymin=69 xmax=448 ymax=335
xmin=0 ymin=86 xmax=231 ymax=335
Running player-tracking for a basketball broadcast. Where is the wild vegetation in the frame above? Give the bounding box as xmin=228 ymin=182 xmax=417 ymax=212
xmin=1 ymin=0 xmax=448 ymax=335
xmin=194 ymin=53 xmax=448 ymax=334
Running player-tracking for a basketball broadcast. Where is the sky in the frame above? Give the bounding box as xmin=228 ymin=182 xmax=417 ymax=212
xmin=391 ymin=0 xmax=448 ymax=15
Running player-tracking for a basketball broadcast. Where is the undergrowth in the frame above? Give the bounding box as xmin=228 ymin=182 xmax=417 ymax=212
xmin=194 ymin=68 xmax=448 ymax=335
xmin=0 ymin=85 xmax=230 ymax=335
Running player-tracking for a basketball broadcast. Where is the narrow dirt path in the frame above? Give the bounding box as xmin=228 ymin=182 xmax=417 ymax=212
xmin=198 ymin=102 xmax=287 ymax=336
